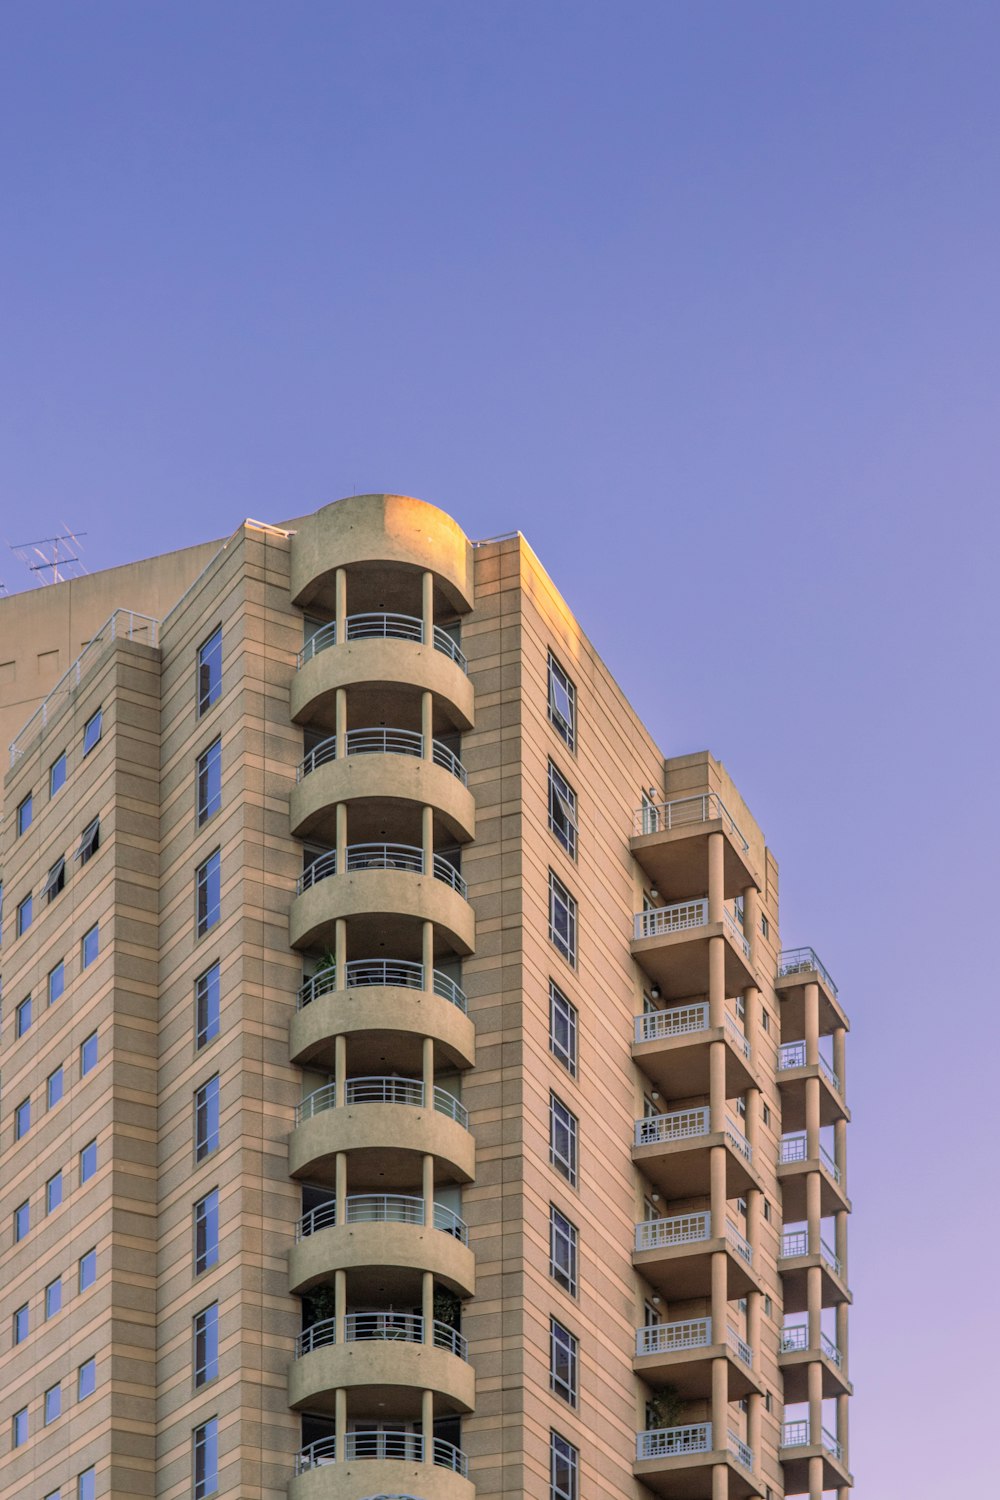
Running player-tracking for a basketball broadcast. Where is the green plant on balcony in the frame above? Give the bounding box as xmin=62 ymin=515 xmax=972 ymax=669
xmin=646 ymin=1384 xmax=685 ymax=1430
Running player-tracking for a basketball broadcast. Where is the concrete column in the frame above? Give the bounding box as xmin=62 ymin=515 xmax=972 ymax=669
xmin=335 ymin=685 xmax=347 ymax=749
xmin=422 ymin=1269 xmax=434 ymax=1345
xmin=806 ymin=1076 xmax=821 ymax=1160
xmin=746 ymin=1290 xmax=761 ymax=1371
xmin=710 ymin=1039 xmax=727 ymax=1134
xmin=807 ymin=1264 xmax=822 ymax=1349
xmin=805 ymin=983 xmax=820 ymax=1067
xmin=745 ymin=1187 xmax=761 ymax=1254
xmin=708 ymin=831 xmax=725 ymax=922
xmin=334 ymin=1034 xmax=347 ymax=1104
xmin=423 ymin=1035 xmax=434 ymax=1097
xmin=711 ymin=1354 xmax=729 ymax=1459
xmin=710 ymin=1145 xmax=728 ymax=1239
xmin=421 ymin=688 xmax=434 ymax=760
xmin=422 ymin=570 xmax=434 ymax=643
xmin=744 ymin=1086 xmax=759 ymax=1153
xmin=422 ymin=920 xmax=434 ymax=989
xmin=422 ymin=1153 xmax=435 ymax=1223
xmin=709 ymin=935 xmax=726 ymax=1030
xmin=808 ymin=1454 xmax=824 ymax=1500
xmin=834 ymin=1116 xmax=848 ymax=1185
xmin=836 ymin=1300 xmax=849 ymax=1371
xmin=334 ymin=1267 xmax=346 ymax=1336
xmin=742 ymin=985 xmax=759 ymax=1034
xmin=808 ymin=1358 xmax=823 ymax=1443
xmin=835 ymin=1209 xmax=849 ymax=1280
xmin=335 ymin=567 xmax=347 ymax=642
xmin=837 ymin=1390 xmax=849 ymax=1463
xmin=335 ymin=1386 xmax=347 ymax=1457
xmin=806 ymin=1171 xmax=821 ymax=1257
xmin=336 ymin=802 xmax=348 ymax=877
xmin=334 ymin=917 xmax=347 ymax=990
xmin=747 ymin=1391 xmax=761 ymax=1469
xmin=833 ymin=1025 xmax=847 ymax=1094
xmin=422 ymin=804 xmax=434 ymax=874
xmin=742 ymin=883 xmax=758 ymax=966
xmin=422 ymin=1387 xmax=434 ymax=1452
xmin=711 ymin=1249 xmax=728 ymax=1347
xmin=712 ymin=1461 xmax=729 ymax=1500
xmin=335 ymin=1152 xmax=348 ymax=1208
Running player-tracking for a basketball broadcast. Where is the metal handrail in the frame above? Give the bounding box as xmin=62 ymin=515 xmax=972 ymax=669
xmin=297 ymin=960 xmax=467 ymax=1012
xmin=727 ymin=1327 xmax=753 ymax=1366
xmin=295 ymin=1317 xmax=337 ymax=1356
xmin=294 ymin=1434 xmax=338 ymax=1472
xmin=342 ymin=1313 xmax=468 ymax=1361
xmin=819 ymin=1055 xmax=842 ymax=1092
xmin=433 ymin=1437 xmax=470 ymax=1476
xmin=781 ymin=1229 xmax=808 ymax=1258
xmin=295 ymin=1201 xmax=338 ymax=1239
xmin=727 ymin=1431 xmax=753 ymax=1470
xmin=635 ymin=1212 xmax=710 ymax=1252
xmin=296 ymin=1082 xmax=338 ymax=1123
xmin=346 ymin=841 xmax=424 ymax=874
xmin=296 ymin=727 xmax=468 ymax=785
xmin=726 ymin=1221 xmax=753 ymax=1265
xmin=431 ymin=739 xmax=468 ymax=783
xmin=821 ymin=1237 xmax=842 ymax=1275
xmin=723 ymin=908 xmax=752 ymax=961
xmin=297 ymin=734 xmax=338 ymax=778
xmin=822 ymin=1332 xmax=842 ymax=1365
xmin=432 ymin=625 xmax=468 ymax=671
xmin=433 ymin=1203 xmax=470 ymax=1243
xmin=345 ymin=1430 xmax=423 ymax=1462
xmin=295 ymin=1195 xmax=469 ymax=1244
xmin=347 ymin=611 xmax=423 ymax=644
xmin=820 ymin=1143 xmax=842 ymax=1181
xmin=725 ymin=1012 xmax=751 ymax=1059
xmin=778 ymin=1041 xmax=807 ymax=1070
xmin=780 ymin=1325 xmax=808 ymax=1353
xmin=781 ymin=1420 xmax=808 ymax=1448
xmin=637 ymin=1423 xmax=711 ymax=1460
xmin=432 ymin=852 xmax=468 ymax=898
xmin=636 ymin=1318 xmax=711 ymax=1356
xmin=633 ymin=792 xmax=750 ymax=854
xmin=823 ymin=1427 xmax=843 ymax=1460
xmin=777 ymin=946 xmax=839 ymax=998
xmin=635 ymin=1003 xmax=708 ymax=1042
xmin=779 ymin=1133 xmax=808 ymax=1165
xmin=297 ymin=850 xmax=337 ymax=893
xmin=297 ymin=621 xmax=337 ymax=667
xmin=295 ymin=1077 xmax=469 ymax=1128
xmin=725 ymin=1116 xmax=753 ymax=1163
xmin=634 ymin=898 xmax=708 ymax=941
xmin=635 ymin=1106 xmax=710 ymax=1147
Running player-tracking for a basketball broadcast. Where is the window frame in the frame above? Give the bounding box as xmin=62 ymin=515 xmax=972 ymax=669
xmin=77 ymin=1357 xmax=97 ymax=1400
xmin=550 ymin=1318 xmax=579 ymax=1406
xmin=196 ymin=850 xmax=221 ymax=937
xmin=194 ymin=1302 xmax=220 ymax=1387
xmin=44 ymin=1382 xmax=61 ymax=1425
xmin=195 ymin=1075 xmax=221 ymax=1162
xmin=47 ymin=1066 xmax=64 ymax=1108
xmin=548 ymin=870 xmax=577 ymax=966
xmin=78 ymin=1469 xmax=96 ymax=1500
xmin=193 ymin=1414 xmax=220 ymax=1499
xmin=80 ymin=1139 xmax=98 ymax=1183
xmin=16 ymin=994 xmax=32 ymax=1038
xmin=549 ymin=1205 xmax=578 ymax=1296
xmin=14 ymin=1200 xmax=30 ymax=1242
xmin=16 ymin=792 xmax=33 ymax=837
xmin=81 ymin=1031 xmax=99 ymax=1076
xmin=12 ymin=1406 xmax=28 ymax=1448
xmin=82 ymin=708 xmax=103 ymax=757
xmin=76 ymin=817 xmax=100 ymax=865
xmin=196 ymin=962 xmax=221 ymax=1049
xmin=197 ymin=626 xmax=223 ymax=717
xmin=46 ymin=1170 xmax=63 ymax=1214
xmin=547 ymin=653 xmax=576 ymax=751
xmin=196 ymin=737 xmax=223 ymax=826
xmin=550 ymin=1429 xmax=579 ymax=1500
xmin=79 ymin=1248 xmax=97 ymax=1292
xmin=45 ymin=1276 xmax=62 ymax=1319
xmin=50 ymin=750 xmax=67 ymax=796
xmin=16 ymin=892 xmax=33 ymax=937
xmin=194 ymin=1188 xmax=220 ymax=1274
xmin=43 ymin=855 xmax=66 ymax=903
xmin=15 ymin=1097 xmax=31 ymax=1141
xmin=547 ymin=761 xmax=578 ymax=859
xmin=549 ymin=1093 xmax=579 ymax=1187
xmin=549 ymin=980 xmax=578 ymax=1077
xmin=48 ymin=960 xmax=65 ymax=1005
xmin=13 ymin=1303 xmax=29 ymax=1345
xmin=82 ymin=922 xmax=100 ymax=967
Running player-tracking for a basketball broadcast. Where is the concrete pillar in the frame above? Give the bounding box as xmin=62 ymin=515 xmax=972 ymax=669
xmin=422 ymin=1268 xmax=434 ymax=1345
xmin=335 ymin=1386 xmax=347 ymax=1457
xmin=806 ymin=1076 xmax=821 ymax=1160
xmin=334 ymin=917 xmax=347 ymax=989
xmin=422 ymin=1153 xmax=435 ymax=1224
xmin=747 ymin=1391 xmax=761 ymax=1468
xmin=710 ymin=1145 xmax=728 ymax=1239
xmin=808 ymin=1454 xmax=824 ymax=1500
xmin=709 ymin=935 xmax=726 ymax=1030
xmin=422 ymin=804 xmax=434 ymax=875
xmin=836 ymin=1300 xmax=849 ymax=1370
xmin=335 ymin=802 xmax=348 ymax=876
xmin=806 ymin=1171 xmax=822 ymax=1257
xmin=712 ymin=1461 xmax=729 ymax=1500
xmin=805 ymin=982 xmax=820 ymax=1066
xmin=335 ymin=567 xmax=347 ymax=642
xmin=837 ymin=1390 xmax=849 ymax=1463
xmin=833 ymin=1025 xmax=847 ymax=1094
xmin=742 ymin=883 xmax=758 ymax=967
xmin=334 ymin=1267 xmax=346 ymax=1336
xmin=808 ymin=1358 xmax=823 ymax=1443
xmin=335 ymin=685 xmax=347 ymax=750
xmin=708 ymin=831 xmax=725 ymax=922
xmin=422 ymin=1386 xmax=434 ymax=1453
xmin=711 ymin=1355 xmax=729 ymax=1457
xmin=835 ymin=1209 xmax=849 ymax=1280
xmin=746 ymin=1291 xmax=761 ymax=1371
xmin=834 ymin=1116 xmax=848 ymax=1185
xmin=710 ymin=1039 xmax=727 ymax=1134
xmin=807 ymin=1265 xmax=822 ymax=1349
xmin=421 ymin=688 xmax=434 ymax=759
xmin=334 ymin=1034 xmax=347 ymax=1105
xmin=423 ymin=1036 xmax=435 ymax=1097
xmin=335 ymin=1152 xmax=348 ymax=1208
xmin=422 ymin=920 xmax=434 ymax=989
xmin=742 ymin=984 xmax=759 ymax=1034
xmin=711 ymin=1249 xmax=728 ymax=1346
xmin=744 ymin=1086 xmax=759 ymax=1153
xmin=745 ymin=1187 xmax=761 ymax=1254
xmin=422 ymin=570 xmax=434 ymax=643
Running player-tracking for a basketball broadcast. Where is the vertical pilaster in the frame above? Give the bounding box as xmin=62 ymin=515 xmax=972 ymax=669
xmin=710 ymin=1040 xmax=727 ymax=1134
xmin=422 ymin=570 xmax=434 ymax=643
xmin=335 ymin=566 xmax=347 ymax=641
xmin=805 ymin=983 xmax=820 ymax=1067
xmin=421 ymin=689 xmax=434 ymax=759
xmin=806 ymin=1171 xmax=822 ymax=1257
xmin=709 ymin=937 xmax=726 ymax=1030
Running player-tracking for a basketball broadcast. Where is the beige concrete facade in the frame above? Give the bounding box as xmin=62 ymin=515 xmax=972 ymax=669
xmin=0 ymin=494 xmax=851 ymax=1500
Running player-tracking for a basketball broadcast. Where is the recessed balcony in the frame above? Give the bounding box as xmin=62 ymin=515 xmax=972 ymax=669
xmin=633 ymin=1213 xmax=759 ymax=1299
xmin=631 ymin=792 xmax=760 ymax=902
xmin=632 ymin=900 xmax=755 ymax=999
xmin=775 ymin=947 xmax=848 ymax=1034
xmin=779 ymin=1420 xmax=851 ymax=1493
xmin=288 ymin=1311 xmax=475 ymax=1416
xmin=289 ymin=1193 xmax=475 ymax=1301
xmin=779 ymin=1230 xmax=850 ymax=1313
xmin=634 ymin=1422 xmax=762 ymax=1498
xmin=289 ymin=1077 xmax=475 ymax=1188
xmin=290 ymin=960 xmax=476 ymax=1074
xmin=290 ymin=1430 xmax=474 ymax=1500
xmin=778 ymin=1327 xmax=851 ymax=1401
xmin=778 ymin=1133 xmax=850 ymax=1217
xmin=634 ymin=1318 xmax=760 ymax=1400
xmin=633 ymin=1004 xmax=755 ymax=1095
xmin=633 ymin=1106 xmax=758 ymax=1197
xmin=776 ymin=1042 xmax=849 ymax=1129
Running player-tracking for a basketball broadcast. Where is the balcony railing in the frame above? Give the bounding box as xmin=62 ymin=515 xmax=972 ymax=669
xmin=726 ymin=1220 xmax=754 ymax=1266
xmin=295 ymin=1077 xmax=469 ymax=1129
xmin=297 ymin=959 xmax=467 ymax=1013
xmin=296 ymin=613 xmax=468 ymax=672
xmin=725 ymin=1012 xmax=751 ymax=1059
xmin=294 ymin=1432 xmax=469 ymax=1475
xmin=636 ymin=1318 xmax=711 ymax=1357
xmin=779 ymin=1230 xmax=842 ymax=1276
xmin=777 ymin=1041 xmax=842 ymax=1092
xmin=635 ymin=1211 xmax=710 ymax=1252
xmin=296 ymin=842 xmax=467 ymax=898
xmin=294 ymin=1193 xmax=469 ymax=1245
xmin=725 ymin=1116 xmax=753 ymax=1163
xmin=777 ymin=946 xmax=839 ymax=998
xmin=635 ymin=1002 xmax=708 ymax=1043
xmin=723 ymin=908 xmax=752 ymax=961
xmin=635 ymin=1106 xmax=709 ymax=1148
xmin=297 ymin=728 xmax=467 ymax=785
xmin=780 ymin=1326 xmax=843 ymax=1366
xmin=341 ymin=1311 xmax=468 ymax=1360
xmin=634 ymin=898 xmax=707 ymax=941
xmin=637 ymin=1422 xmax=712 ymax=1460
xmin=728 ymin=1431 xmax=754 ymax=1470
xmin=779 ymin=1133 xmax=841 ymax=1182
xmin=633 ymin=792 xmax=750 ymax=855
xmin=780 ymin=1422 xmax=842 ymax=1460
xmin=726 ymin=1327 xmax=753 ymax=1366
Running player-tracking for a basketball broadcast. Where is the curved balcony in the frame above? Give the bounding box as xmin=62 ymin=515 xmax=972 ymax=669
xmin=290 ymin=1430 xmax=474 ymax=1500
xmin=634 ymin=1422 xmax=762 ymax=1498
xmin=291 ymin=961 xmax=476 ymax=1074
xmin=632 ymin=1107 xmax=758 ymax=1198
xmin=290 ymin=493 xmax=474 ymax=617
xmin=291 ymin=616 xmax=474 ymax=732
xmin=289 ymin=1193 xmax=475 ymax=1300
xmin=288 ymin=1312 xmax=475 ymax=1415
xmin=633 ymin=1213 xmax=759 ymax=1300
xmin=291 ymin=729 xmax=475 ymax=846
xmin=634 ymin=1319 xmax=760 ymax=1401
xmin=633 ymin=1004 xmax=755 ymax=1096
xmin=632 ymin=900 xmax=755 ymax=1000
xmin=289 ymin=844 xmax=475 ymax=956
xmin=289 ymin=1078 xmax=475 ymax=1188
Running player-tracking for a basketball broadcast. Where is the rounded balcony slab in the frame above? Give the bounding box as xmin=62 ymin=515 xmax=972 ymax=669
xmin=289 ymin=1455 xmax=474 ymax=1500
xmin=290 ymin=984 xmax=476 ymax=1072
xmin=289 ymin=1218 xmax=476 ymax=1300
xmin=289 ymin=868 xmax=475 ymax=956
xmin=291 ymin=637 xmax=474 ymax=732
xmin=291 ymin=753 xmax=475 ymax=845
xmin=288 ymin=1338 xmax=475 ymax=1415
xmin=289 ymin=1102 xmax=475 ymax=1186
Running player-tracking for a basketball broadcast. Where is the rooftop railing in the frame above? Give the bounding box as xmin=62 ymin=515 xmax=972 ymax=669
xmin=636 ymin=1318 xmax=711 ymax=1357
xmin=297 ymin=728 xmax=467 ymax=784
xmin=297 ymin=959 xmax=467 ymax=1013
xmin=777 ymin=947 xmax=839 ymax=998
xmin=637 ymin=1423 xmax=712 ymax=1460
xmin=296 ymin=613 xmax=468 ymax=673
xmin=294 ymin=1193 xmax=469 ymax=1244
xmin=633 ymin=792 xmax=750 ymax=855
xmin=295 ymin=1077 xmax=469 ymax=1129
xmin=635 ymin=1212 xmax=710 ymax=1253
xmin=295 ymin=843 xmax=467 ymax=899
xmin=635 ymin=1106 xmax=709 ymax=1148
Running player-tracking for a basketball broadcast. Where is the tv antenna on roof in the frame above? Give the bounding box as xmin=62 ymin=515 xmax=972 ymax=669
xmin=9 ymin=528 xmax=88 ymax=586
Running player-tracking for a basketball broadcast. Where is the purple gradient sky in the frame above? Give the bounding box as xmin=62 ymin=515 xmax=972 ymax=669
xmin=2 ymin=4 xmax=997 ymax=1491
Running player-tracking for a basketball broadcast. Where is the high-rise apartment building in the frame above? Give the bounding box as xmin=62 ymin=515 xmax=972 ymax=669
xmin=0 ymin=493 xmax=852 ymax=1500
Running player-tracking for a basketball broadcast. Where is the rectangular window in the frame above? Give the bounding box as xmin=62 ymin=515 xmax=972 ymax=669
xmin=196 ymin=962 xmax=221 ymax=1048
xmin=762 ymin=1102 xmax=771 ymax=1127
xmin=549 ymin=1205 xmax=578 ymax=1296
xmin=13 ymin=1304 xmax=28 ymax=1344
xmin=761 ymin=1009 xmax=770 ymax=1033
xmin=763 ymin=1294 xmax=773 ymax=1317
xmin=12 ymin=1407 xmax=28 ymax=1447
xmin=15 ymin=1098 xmax=31 ymax=1140
xmin=198 ymin=627 xmax=223 ymax=716
xmin=45 ymin=1277 xmax=62 ymax=1318
xmin=80 ymin=1140 xmax=98 ymax=1182
xmin=194 ymin=1415 xmax=220 ymax=1499
xmin=50 ymin=751 xmax=67 ymax=796
xmin=547 ymin=653 xmax=576 ymax=750
xmin=47 ymin=1171 xmax=63 ymax=1213
xmin=78 ymin=1470 xmax=96 ymax=1500
xmin=81 ymin=1032 xmax=99 ymax=1075
xmin=48 ymin=1067 xmax=64 ymax=1107
xmin=17 ymin=792 xmax=33 ymax=836
xmin=761 ymin=913 xmax=770 ymax=938
xmin=83 ymin=708 xmax=103 ymax=756
xmin=763 ymin=1198 xmax=772 ymax=1222
xmin=548 ymin=761 xmax=578 ymax=858
xmin=82 ymin=923 xmax=100 ymax=967
xmin=195 ymin=1076 xmax=221 ymax=1161
xmin=43 ymin=855 xmax=66 ymax=903
xmin=196 ymin=851 xmax=221 ymax=937
xmin=550 ymin=1430 xmax=579 ymax=1500
xmin=194 ymin=1302 xmax=220 ymax=1386
xmin=77 ymin=1357 xmax=96 ymax=1400
xmin=76 ymin=817 xmax=100 ymax=865
xmin=549 ymin=981 xmax=578 ymax=1076
xmin=16 ymin=995 xmax=32 ymax=1037
xmin=548 ymin=872 xmax=577 ymax=966
xmin=194 ymin=1189 xmax=220 ymax=1274
xmin=16 ymin=892 xmax=33 ymax=936
xmin=79 ymin=1248 xmax=97 ymax=1291
xmin=550 ymin=1319 xmax=578 ymax=1406
xmin=14 ymin=1201 xmax=30 ymax=1242
xmin=549 ymin=1094 xmax=578 ymax=1186
xmin=44 ymin=1383 xmax=61 ymax=1424
xmin=48 ymin=960 xmax=65 ymax=1005
xmin=197 ymin=738 xmax=222 ymax=825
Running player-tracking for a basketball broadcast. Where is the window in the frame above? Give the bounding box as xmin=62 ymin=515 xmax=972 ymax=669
xmin=81 ymin=1032 xmax=99 ymax=1075
xmin=48 ymin=1066 xmax=64 ymax=1108
xmin=549 ymin=981 xmax=577 ymax=1076
xmin=548 ymin=762 xmax=578 ymax=858
xmin=763 ymin=1293 xmax=773 ymax=1318
xmin=17 ymin=792 xmax=32 ymax=836
xmin=761 ymin=1009 xmax=770 ymax=1033
xmin=196 ymin=851 xmax=221 ymax=937
xmin=762 ymin=1102 xmax=771 ymax=1127
xmin=78 ymin=1470 xmax=96 ymax=1500
xmin=45 ymin=1277 xmax=62 ymax=1318
xmin=44 ymin=1490 xmax=60 ymax=1500
xmin=197 ymin=738 xmax=222 ymax=825
xmin=48 ymin=960 xmax=65 ymax=1005
xmin=549 ymin=1094 xmax=578 ymax=1186
xmin=13 ymin=1304 xmax=28 ymax=1344
xmin=640 ymin=788 xmax=660 ymax=834
xmin=83 ymin=708 xmax=103 ymax=756
xmin=550 ymin=1430 xmax=579 ymax=1500
xmin=194 ymin=1189 xmax=220 ymax=1273
xmin=77 ymin=1357 xmax=96 ymax=1400
xmin=76 ymin=818 xmax=100 ymax=865
xmin=761 ymin=913 xmax=770 ymax=939
xmin=194 ymin=1303 xmax=220 ymax=1386
xmin=198 ymin=626 xmax=223 ymax=715
xmin=763 ymin=1198 xmax=772 ymax=1223
xmin=14 ymin=1200 xmax=30 ymax=1241
xmin=548 ymin=872 xmax=577 ymax=966
xmin=16 ymin=892 xmax=32 ymax=937
xmin=16 ymin=994 xmax=32 ymax=1037
xmin=47 ymin=1171 xmax=63 ymax=1213
xmin=82 ymin=923 xmax=100 ymax=967
xmin=12 ymin=1407 xmax=28 ymax=1447
xmin=79 ymin=1248 xmax=97 ymax=1291
xmin=196 ymin=962 xmax=221 ymax=1048
xmin=44 ymin=1383 xmax=61 ymax=1424
xmin=549 ymin=1205 xmax=578 ymax=1296
xmin=547 ymin=653 xmax=576 ymax=750
xmin=43 ymin=856 xmax=66 ymax=903
xmin=765 ymin=1390 xmax=773 ymax=1413
xmin=194 ymin=1415 xmax=219 ymax=1499
xmin=80 ymin=1139 xmax=98 ymax=1182
xmin=50 ymin=751 xmax=67 ymax=796
xmin=550 ymin=1319 xmax=578 ymax=1405
xmin=195 ymin=1076 xmax=221 ymax=1161
xmin=15 ymin=1098 xmax=31 ymax=1140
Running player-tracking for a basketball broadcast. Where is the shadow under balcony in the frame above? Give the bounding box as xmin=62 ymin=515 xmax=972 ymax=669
xmin=289 ymin=1078 xmax=475 ymax=1188
xmin=634 ymin=1319 xmax=761 ymax=1401
xmin=775 ymin=948 xmax=849 ymax=1035
xmin=633 ymin=1004 xmax=756 ymax=1097
xmin=777 ymin=1134 xmax=850 ymax=1218
xmin=632 ymin=901 xmax=755 ymax=1000
xmin=289 ymin=845 xmax=475 ymax=955
xmin=779 ymin=1420 xmax=852 ymax=1493
xmin=776 ymin=1041 xmax=849 ymax=1130
xmin=778 ymin=1326 xmax=852 ymax=1401
xmin=289 ymin=1193 xmax=476 ymax=1301
xmin=633 ymin=1107 xmax=759 ymax=1198
xmin=779 ymin=1230 xmax=851 ymax=1314
xmin=630 ymin=792 xmax=761 ymax=903
xmin=633 ymin=1213 xmax=760 ymax=1300
xmin=289 ymin=1312 xmax=475 ymax=1416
